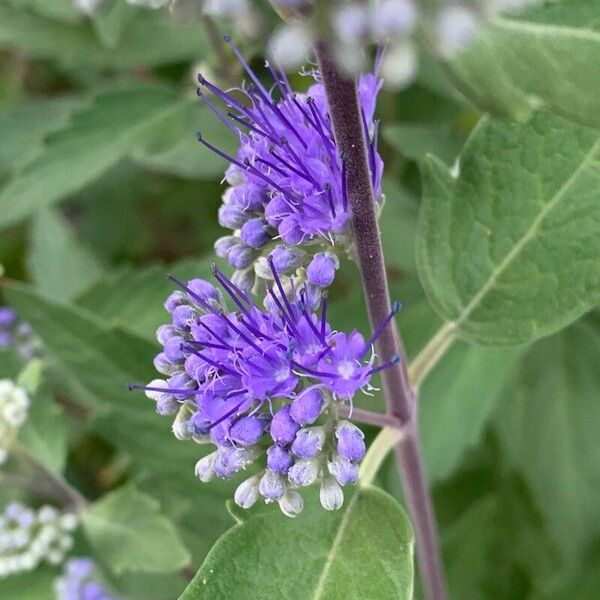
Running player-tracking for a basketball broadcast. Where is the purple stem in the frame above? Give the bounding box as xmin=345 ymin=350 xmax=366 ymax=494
xmin=314 ymin=42 xmax=447 ymax=600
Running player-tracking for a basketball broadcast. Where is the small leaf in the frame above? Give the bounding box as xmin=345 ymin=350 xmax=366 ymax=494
xmin=417 ymin=112 xmax=600 ymax=345
xmin=493 ymin=315 xmax=600 ymax=562
xmin=28 ymin=207 xmax=104 ymax=301
xmin=18 ymin=387 xmax=68 ymax=474
xmin=0 ymin=2 xmax=208 ymax=69
xmin=180 ymin=487 xmax=414 ymax=600
xmin=82 ymin=484 xmax=191 ymax=575
xmin=0 ymin=86 xmax=188 ymax=230
xmin=449 ymin=0 xmax=600 ymax=127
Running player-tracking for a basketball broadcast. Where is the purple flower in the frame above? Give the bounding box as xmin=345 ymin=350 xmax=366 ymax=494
xmin=195 ymin=38 xmax=382 ymax=280
xmin=335 ymin=420 xmax=366 ymax=462
xmin=131 ymin=261 xmax=399 ymax=514
xmin=55 ymin=558 xmax=118 ymax=600
xmin=306 ymin=252 xmax=340 ymax=288
xmin=0 ymin=306 xmax=42 ymax=359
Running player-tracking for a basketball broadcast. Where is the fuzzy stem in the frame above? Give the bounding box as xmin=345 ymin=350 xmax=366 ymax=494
xmin=338 ymin=405 xmax=402 ymax=429
xmin=314 ymin=42 xmax=447 ymax=600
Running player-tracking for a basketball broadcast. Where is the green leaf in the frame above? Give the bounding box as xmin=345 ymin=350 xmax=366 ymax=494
xmin=180 ymin=487 xmax=414 ymax=600
xmin=0 ymin=567 xmax=58 ymax=600
xmin=131 ymin=103 xmax=238 ymax=180
xmin=420 ymin=341 xmax=521 ymax=483
xmin=0 ymin=97 xmax=83 ymax=172
xmin=383 ymin=123 xmax=464 ymax=164
xmin=82 ymin=483 xmax=191 ymax=575
xmin=92 ymin=0 xmax=137 ymax=49
xmin=75 ymin=258 xmax=214 ymax=339
xmin=449 ymin=0 xmax=600 ymax=127
xmin=0 ymin=2 xmax=208 ymax=70
xmin=28 ymin=208 xmax=104 ymax=301
xmin=3 ymin=283 xmax=234 ymax=560
xmin=493 ymin=315 xmax=600 ymax=562
xmin=0 ymin=86 xmax=188 ymax=230
xmin=417 ymin=112 xmax=600 ymax=345
xmin=18 ymin=387 xmax=68 ymax=474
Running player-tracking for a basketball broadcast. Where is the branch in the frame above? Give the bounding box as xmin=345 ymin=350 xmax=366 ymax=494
xmin=313 ymin=42 xmax=448 ymax=600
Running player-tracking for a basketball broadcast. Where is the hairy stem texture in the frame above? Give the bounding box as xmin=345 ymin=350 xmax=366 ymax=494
xmin=314 ymin=42 xmax=448 ymax=600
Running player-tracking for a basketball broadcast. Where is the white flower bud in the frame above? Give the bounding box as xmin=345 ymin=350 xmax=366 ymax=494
xmin=278 ymin=490 xmax=303 ymax=518
xmin=195 ymin=452 xmax=217 ymax=482
xmin=435 ymin=6 xmax=480 ymax=58
xmin=380 ymin=42 xmax=418 ymax=89
xmin=268 ymin=24 xmax=312 ymax=70
xmin=234 ymin=475 xmax=261 ymax=509
xmin=319 ymin=476 xmax=344 ymax=510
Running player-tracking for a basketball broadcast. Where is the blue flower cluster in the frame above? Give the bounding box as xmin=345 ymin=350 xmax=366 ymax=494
xmin=198 ymin=36 xmax=383 ymax=291
xmin=133 ymin=41 xmax=396 ymax=516
xmin=133 ymin=262 xmax=398 ymax=515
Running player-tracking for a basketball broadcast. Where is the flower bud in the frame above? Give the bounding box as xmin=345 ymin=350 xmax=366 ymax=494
xmin=372 ymin=0 xmax=418 ymax=41
xmin=266 ymin=444 xmax=294 ymax=474
xmin=335 ymin=420 xmax=366 ymax=462
xmin=270 ymin=406 xmax=300 ymax=445
xmin=279 ymin=215 xmax=304 ymax=245
xmin=155 ymin=395 xmax=179 ymax=415
xmin=380 ymin=41 xmax=418 ymax=89
xmin=225 ymin=163 xmax=244 ymax=186
xmin=333 ymin=4 xmax=370 ymax=44
xmin=213 ymin=446 xmax=258 ymax=478
xmin=231 ymin=268 xmax=255 ymax=292
xmin=328 ymin=456 xmax=359 ymax=486
xmin=306 ymin=252 xmax=340 ymax=288
xmin=319 ymin=476 xmax=344 ymax=510
xmin=268 ymin=24 xmax=312 ymax=69
xmin=184 ymin=354 xmax=208 ymax=381
xmin=214 ymin=235 xmax=238 ymax=258
xmin=289 ymin=386 xmax=325 ymax=426
xmin=435 ymin=6 xmax=480 ymax=58
xmin=278 ymin=490 xmax=303 ymax=518
xmin=230 ymin=184 xmax=266 ymax=211
xmin=164 ymin=336 xmax=186 ymax=362
xmin=218 ymin=204 xmax=249 ymax=229
xmin=269 ymin=245 xmax=306 ymax=274
xmin=288 ymin=457 xmax=320 ymax=486
xmin=259 ymin=469 xmax=286 ymax=501
xmin=187 ymin=279 xmax=220 ymax=304
xmin=172 ymin=406 xmax=194 ymax=440
xmin=167 ymin=371 xmax=196 ymax=399
xmin=291 ymin=427 xmax=325 ymax=459
xmin=228 ymin=244 xmax=256 ymax=269
xmin=234 ymin=475 xmax=261 ymax=509
xmin=143 ymin=379 xmax=168 ymax=401
xmin=0 ymin=307 xmax=17 ymax=328
xmin=153 ymin=352 xmax=178 ymax=376
xmin=172 ymin=305 xmax=194 ymax=329
xmin=195 ymin=452 xmax=217 ymax=482
xmin=240 ymin=219 xmax=271 ymax=249
xmin=156 ymin=324 xmax=177 ymax=344
xmin=164 ymin=291 xmax=187 ymax=313
xmin=228 ymin=415 xmax=265 ymax=446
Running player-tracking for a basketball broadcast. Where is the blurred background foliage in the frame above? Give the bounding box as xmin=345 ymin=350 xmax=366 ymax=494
xmin=0 ymin=1 xmax=599 ymax=598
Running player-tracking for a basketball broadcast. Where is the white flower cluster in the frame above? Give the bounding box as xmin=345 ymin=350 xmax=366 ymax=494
xmin=0 ymin=379 xmax=29 ymax=465
xmin=0 ymin=503 xmax=78 ymax=578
